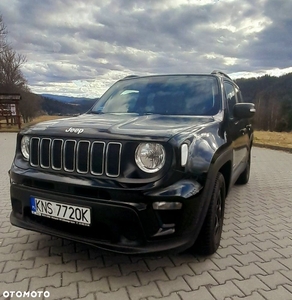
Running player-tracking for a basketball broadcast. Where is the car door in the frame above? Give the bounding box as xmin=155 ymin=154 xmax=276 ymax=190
xmin=224 ymin=81 xmax=249 ymax=177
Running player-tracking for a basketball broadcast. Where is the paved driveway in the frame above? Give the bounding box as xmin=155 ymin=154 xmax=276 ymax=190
xmin=1 ymin=132 xmax=292 ymax=300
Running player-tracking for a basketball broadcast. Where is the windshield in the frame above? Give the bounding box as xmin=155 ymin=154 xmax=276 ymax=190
xmin=90 ymin=75 xmax=220 ymax=116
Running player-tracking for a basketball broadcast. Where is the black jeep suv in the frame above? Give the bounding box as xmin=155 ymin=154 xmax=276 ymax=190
xmin=9 ymin=71 xmax=255 ymax=255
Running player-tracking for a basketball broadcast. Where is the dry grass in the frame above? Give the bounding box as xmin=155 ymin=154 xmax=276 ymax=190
xmin=0 ymin=115 xmax=68 ymax=132
xmin=1 ymin=115 xmax=292 ymax=150
xmin=254 ymin=131 xmax=292 ymax=149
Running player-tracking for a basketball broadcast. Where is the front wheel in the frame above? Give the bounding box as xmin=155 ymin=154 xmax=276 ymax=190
xmin=195 ymin=172 xmax=226 ymax=255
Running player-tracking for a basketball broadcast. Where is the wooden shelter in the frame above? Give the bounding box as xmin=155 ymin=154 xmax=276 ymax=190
xmin=0 ymin=94 xmax=21 ymax=129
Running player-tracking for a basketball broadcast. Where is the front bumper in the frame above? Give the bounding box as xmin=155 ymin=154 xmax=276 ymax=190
xmin=10 ymin=165 xmax=208 ymax=254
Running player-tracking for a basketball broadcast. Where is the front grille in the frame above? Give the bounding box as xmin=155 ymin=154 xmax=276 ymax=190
xmin=30 ymin=138 xmax=122 ymax=177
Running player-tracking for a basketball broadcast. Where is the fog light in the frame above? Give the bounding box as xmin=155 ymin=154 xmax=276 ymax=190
xmin=152 ymin=202 xmax=182 ymax=210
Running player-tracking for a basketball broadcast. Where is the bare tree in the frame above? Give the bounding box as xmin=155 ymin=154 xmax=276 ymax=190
xmin=0 ymin=46 xmax=27 ymax=91
xmin=0 ymin=14 xmax=8 ymax=52
xmin=0 ymin=15 xmax=41 ymax=122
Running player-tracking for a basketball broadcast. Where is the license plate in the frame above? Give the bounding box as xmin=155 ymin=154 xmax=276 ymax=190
xmin=30 ymin=197 xmax=91 ymax=226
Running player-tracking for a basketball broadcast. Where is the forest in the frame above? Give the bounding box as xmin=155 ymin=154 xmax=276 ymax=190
xmin=236 ymin=73 xmax=292 ymax=132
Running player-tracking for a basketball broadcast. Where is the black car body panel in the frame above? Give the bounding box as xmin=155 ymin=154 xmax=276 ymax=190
xmin=9 ymin=72 xmax=255 ymax=254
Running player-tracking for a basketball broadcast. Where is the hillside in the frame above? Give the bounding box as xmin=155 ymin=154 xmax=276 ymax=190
xmin=41 ymin=95 xmax=97 ymax=116
xmin=236 ymin=73 xmax=292 ymax=132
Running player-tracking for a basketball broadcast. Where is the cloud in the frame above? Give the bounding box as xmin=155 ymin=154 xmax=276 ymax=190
xmin=0 ymin=0 xmax=291 ymax=97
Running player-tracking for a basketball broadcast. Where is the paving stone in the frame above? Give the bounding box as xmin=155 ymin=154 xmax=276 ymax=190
xmin=77 ymin=257 xmax=104 ymax=271
xmin=95 ymin=288 xmax=130 ymax=300
xmin=257 ymin=271 xmax=292 ymax=289
xmin=12 ymin=241 xmax=39 ymax=253
xmin=254 ymin=249 xmax=284 ymax=262
xmin=34 ymin=255 xmax=63 ymax=267
xmin=252 ymin=239 xmax=281 ymax=251
xmin=220 ymin=237 xmax=241 ymax=248
xmin=164 ymin=264 xmax=194 ymax=280
xmin=3 ymin=260 xmax=34 ymax=273
xmin=137 ymin=268 xmax=168 ymax=285
xmin=74 ymin=293 xmax=95 ymax=300
xmin=92 ymin=265 xmax=121 ymax=280
xmin=0 ymin=269 xmax=16 ymax=283
xmin=184 ymin=271 xmax=218 ymax=289
xmin=233 ymin=253 xmax=264 ymax=266
xmin=62 ymin=268 xmax=92 ymax=286
xmin=0 ymin=278 xmax=30 ymax=296
xmin=62 ymin=251 xmax=89 ymax=263
xmin=217 ymin=245 xmax=242 ymax=257
xmin=78 ymin=278 xmax=110 ymax=297
xmin=109 ymin=273 xmax=140 ymax=291
xmin=179 ymin=287 xmax=216 ymax=300
xmin=276 ymin=257 xmax=292 ymax=270
xmin=209 ymin=266 xmax=244 ymax=284
xmin=127 ymin=282 xmax=161 ymax=300
xmin=2 ymin=235 xmax=28 ymax=246
xmin=156 ymin=276 xmax=191 ymax=296
xmin=211 ymin=256 xmax=242 ymax=270
xmin=188 ymin=259 xmax=220 ymax=275
xmin=259 ymin=286 xmax=292 ymax=300
xmin=168 ymin=254 xmax=197 ymax=266
xmin=231 ymin=291 xmax=266 ymax=300
xmin=209 ymin=280 xmax=244 ymax=299
xmin=120 ymin=260 xmax=149 ymax=275
xmin=38 ymin=237 xmax=63 ymax=249
xmin=48 ymin=261 xmax=77 ymax=276
xmin=1 ymin=250 xmax=23 ymax=262
xmin=45 ymin=282 xmax=78 ymax=299
xmin=233 ymin=276 xmax=270 ymax=295
xmin=22 ymin=247 xmax=50 ymax=260
xmin=145 ymin=257 xmax=175 ymax=271
xmin=274 ymin=247 xmax=292 ymax=258
xmin=233 ymin=263 xmax=267 ymax=279
xmin=30 ymin=274 xmax=62 ymax=290
xmin=233 ymin=243 xmax=262 ymax=254
xmin=103 ymin=254 xmax=131 ymax=267
xmin=16 ymin=265 xmax=47 ymax=281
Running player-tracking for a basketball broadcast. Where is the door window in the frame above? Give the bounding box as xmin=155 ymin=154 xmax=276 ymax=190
xmin=224 ymin=82 xmax=237 ymax=118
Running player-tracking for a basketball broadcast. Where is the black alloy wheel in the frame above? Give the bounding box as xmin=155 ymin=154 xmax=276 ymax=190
xmin=195 ymin=172 xmax=226 ymax=255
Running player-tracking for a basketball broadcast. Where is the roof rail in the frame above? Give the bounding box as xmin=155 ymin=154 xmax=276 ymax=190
xmin=211 ymin=70 xmax=232 ymax=80
xmin=123 ymin=75 xmax=139 ymax=79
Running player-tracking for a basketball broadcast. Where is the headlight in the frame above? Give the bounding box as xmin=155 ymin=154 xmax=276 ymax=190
xmin=21 ymin=135 xmax=30 ymax=160
xmin=135 ymin=143 xmax=165 ymax=173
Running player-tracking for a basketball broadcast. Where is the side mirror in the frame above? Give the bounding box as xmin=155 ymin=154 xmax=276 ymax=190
xmin=233 ymin=103 xmax=256 ymax=119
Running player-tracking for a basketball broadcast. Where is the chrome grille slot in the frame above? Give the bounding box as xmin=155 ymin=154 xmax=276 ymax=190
xmin=64 ymin=140 xmax=76 ymax=172
xmin=52 ymin=139 xmax=63 ymax=170
xmin=30 ymin=137 xmax=40 ymax=167
xmin=29 ymin=137 xmax=121 ymax=177
xmin=106 ymin=142 xmax=122 ymax=177
xmin=77 ymin=141 xmax=90 ymax=173
xmin=91 ymin=142 xmax=105 ymax=175
xmin=40 ymin=138 xmax=51 ymax=168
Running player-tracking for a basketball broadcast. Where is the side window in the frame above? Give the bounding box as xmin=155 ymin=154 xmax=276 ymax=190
xmin=235 ymin=86 xmax=243 ymax=103
xmin=223 ymin=82 xmax=237 ymax=118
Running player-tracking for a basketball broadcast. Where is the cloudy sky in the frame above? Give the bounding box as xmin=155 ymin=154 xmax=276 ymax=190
xmin=0 ymin=0 xmax=291 ymax=98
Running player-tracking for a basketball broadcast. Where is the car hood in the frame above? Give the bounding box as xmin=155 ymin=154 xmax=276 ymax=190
xmin=22 ymin=113 xmax=215 ymax=141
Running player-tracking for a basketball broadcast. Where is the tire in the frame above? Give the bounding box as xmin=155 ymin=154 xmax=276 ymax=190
xmin=236 ymin=151 xmax=251 ymax=185
xmin=195 ymin=172 xmax=226 ymax=255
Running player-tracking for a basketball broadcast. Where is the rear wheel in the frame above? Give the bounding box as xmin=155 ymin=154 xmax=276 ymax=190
xmin=195 ymin=172 xmax=226 ymax=255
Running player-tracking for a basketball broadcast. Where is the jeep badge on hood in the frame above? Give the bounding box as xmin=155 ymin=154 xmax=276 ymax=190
xmin=65 ymin=127 xmax=84 ymax=134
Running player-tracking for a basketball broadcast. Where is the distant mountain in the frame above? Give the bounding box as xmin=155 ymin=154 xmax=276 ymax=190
xmin=41 ymin=94 xmax=97 ymax=116
xmin=41 ymin=94 xmax=98 ymax=104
